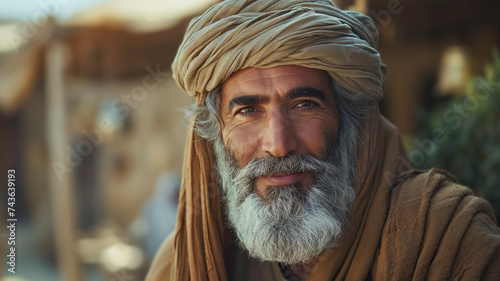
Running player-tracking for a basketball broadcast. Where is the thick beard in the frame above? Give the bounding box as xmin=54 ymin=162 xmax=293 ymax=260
xmin=213 ymin=135 xmax=356 ymax=265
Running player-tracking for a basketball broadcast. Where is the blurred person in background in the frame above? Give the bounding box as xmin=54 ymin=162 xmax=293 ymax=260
xmin=146 ymin=0 xmax=500 ymax=280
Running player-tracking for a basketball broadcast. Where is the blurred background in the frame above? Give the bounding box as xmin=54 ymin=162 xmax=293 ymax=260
xmin=0 ymin=0 xmax=499 ymax=280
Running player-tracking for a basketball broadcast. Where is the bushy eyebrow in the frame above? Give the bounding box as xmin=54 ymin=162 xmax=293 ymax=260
xmin=228 ymin=95 xmax=269 ymax=113
xmin=226 ymin=87 xmax=327 ymax=113
xmin=287 ymin=87 xmax=327 ymax=101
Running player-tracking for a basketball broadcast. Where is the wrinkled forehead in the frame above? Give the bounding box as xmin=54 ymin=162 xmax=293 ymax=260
xmin=174 ymin=0 xmax=386 ymax=104
xmin=221 ymin=66 xmax=331 ymax=96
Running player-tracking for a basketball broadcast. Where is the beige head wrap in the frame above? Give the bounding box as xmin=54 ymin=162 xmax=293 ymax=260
xmin=146 ymin=0 xmax=500 ymax=280
xmin=172 ymin=0 xmax=386 ymax=103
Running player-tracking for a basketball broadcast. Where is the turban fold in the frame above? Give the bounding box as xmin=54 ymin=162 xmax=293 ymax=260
xmin=172 ymin=0 xmax=387 ymax=102
xmin=146 ymin=0 xmax=500 ymax=280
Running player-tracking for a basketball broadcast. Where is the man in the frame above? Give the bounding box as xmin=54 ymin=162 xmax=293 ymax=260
xmin=147 ymin=0 xmax=500 ymax=280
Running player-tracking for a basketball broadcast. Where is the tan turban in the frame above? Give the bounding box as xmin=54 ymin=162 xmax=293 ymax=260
xmin=172 ymin=0 xmax=386 ymax=103
xmin=146 ymin=0 xmax=500 ymax=280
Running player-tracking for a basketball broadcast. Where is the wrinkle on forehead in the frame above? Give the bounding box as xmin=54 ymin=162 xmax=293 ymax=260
xmin=221 ymin=65 xmax=332 ymax=110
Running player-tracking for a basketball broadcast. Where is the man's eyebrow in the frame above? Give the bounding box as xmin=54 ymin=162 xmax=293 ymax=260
xmin=227 ymin=95 xmax=269 ymax=113
xmin=287 ymin=87 xmax=327 ymax=101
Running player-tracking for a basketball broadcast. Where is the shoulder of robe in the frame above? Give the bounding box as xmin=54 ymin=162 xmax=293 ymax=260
xmin=145 ymin=232 xmax=175 ymax=281
xmin=389 ymin=168 xmax=498 ymax=226
xmin=376 ymin=168 xmax=500 ymax=280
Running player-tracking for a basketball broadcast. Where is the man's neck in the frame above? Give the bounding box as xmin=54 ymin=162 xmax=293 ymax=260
xmin=280 ymin=257 xmax=319 ymax=281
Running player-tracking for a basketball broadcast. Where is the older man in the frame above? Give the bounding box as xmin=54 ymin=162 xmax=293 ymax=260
xmin=146 ymin=0 xmax=500 ymax=280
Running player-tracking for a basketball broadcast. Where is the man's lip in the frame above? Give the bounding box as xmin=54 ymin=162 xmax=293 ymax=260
xmin=260 ymin=172 xmax=303 ymax=186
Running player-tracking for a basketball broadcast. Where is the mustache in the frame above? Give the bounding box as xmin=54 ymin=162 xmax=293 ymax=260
xmin=231 ymin=153 xmax=341 ymax=190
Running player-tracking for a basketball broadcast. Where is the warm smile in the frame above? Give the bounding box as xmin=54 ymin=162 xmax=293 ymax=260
xmin=261 ymin=172 xmax=304 ymax=186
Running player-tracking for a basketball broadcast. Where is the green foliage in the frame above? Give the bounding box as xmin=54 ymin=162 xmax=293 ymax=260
xmin=410 ymin=50 xmax=500 ymax=222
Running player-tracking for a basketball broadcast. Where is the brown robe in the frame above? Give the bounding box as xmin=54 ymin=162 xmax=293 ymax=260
xmin=145 ymin=115 xmax=500 ymax=281
xmin=150 ymin=2 xmax=500 ymax=279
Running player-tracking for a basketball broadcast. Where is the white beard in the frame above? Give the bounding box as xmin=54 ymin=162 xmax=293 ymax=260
xmin=214 ymin=139 xmax=356 ymax=265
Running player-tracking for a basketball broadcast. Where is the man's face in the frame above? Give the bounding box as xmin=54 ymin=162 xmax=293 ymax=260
xmin=221 ymin=65 xmax=339 ymax=196
xmin=214 ymin=66 xmax=356 ymax=264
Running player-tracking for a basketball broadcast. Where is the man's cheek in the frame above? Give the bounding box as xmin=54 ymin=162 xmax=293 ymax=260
xmin=226 ymin=137 xmax=261 ymax=168
xmin=224 ymin=141 xmax=247 ymax=169
xmin=294 ymin=129 xmax=330 ymax=159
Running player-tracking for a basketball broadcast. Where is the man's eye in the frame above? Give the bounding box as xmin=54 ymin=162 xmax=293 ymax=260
xmin=235 ymin=106 xmax=256 ymax=116
xmin=296 ymin=100 xmax=317 ymax=109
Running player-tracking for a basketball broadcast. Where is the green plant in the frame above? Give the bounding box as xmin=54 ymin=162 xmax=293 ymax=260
xmin=410 ymin=50 xmax=500 ymax=223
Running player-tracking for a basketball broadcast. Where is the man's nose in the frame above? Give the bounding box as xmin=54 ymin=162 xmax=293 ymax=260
xmin=261 ymin=110 xmax=298 ymax=157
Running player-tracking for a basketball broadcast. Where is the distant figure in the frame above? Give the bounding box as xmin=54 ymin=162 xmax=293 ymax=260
xmin=147 ymin=1 xmax=500 ymax=280
xmin=141 ymin=172 xmax=180 ymax=260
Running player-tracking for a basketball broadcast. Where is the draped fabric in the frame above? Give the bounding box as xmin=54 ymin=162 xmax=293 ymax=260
xmin=172 ymin=0 xmax=386 ymax=103
xmin=146 ymin=0 xmax=500 ymax=280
